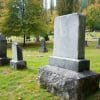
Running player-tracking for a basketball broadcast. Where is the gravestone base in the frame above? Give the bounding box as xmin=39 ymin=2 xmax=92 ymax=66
xmin=0 ymin=57 xmax=10 ymax=66
xmin=10 ymin=60 xmax=27 ymax=70
xmin=49 ymin=56 xmax=90 ymax=72
xmin=39 ymin=66 xmax=99 ymax=100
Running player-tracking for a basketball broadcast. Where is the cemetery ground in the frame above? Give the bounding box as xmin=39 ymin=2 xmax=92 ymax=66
xmin=0 ymin=35 xmax=100 ymax=100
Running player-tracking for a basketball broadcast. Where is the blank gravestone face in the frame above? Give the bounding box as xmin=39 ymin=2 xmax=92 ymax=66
xmin=0 ymin=34 xmax=7 ymax=58
xmin=12 ymin=43 xmax=23 ymax=61
xmin=53 ymin=13 xmax=85 ymax=59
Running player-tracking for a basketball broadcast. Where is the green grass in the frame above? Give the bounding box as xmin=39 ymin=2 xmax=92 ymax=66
xmin=85 ymin=41 xmax=100 ymax=100
xmin=0 ymin=41 xmax=100 ymax=100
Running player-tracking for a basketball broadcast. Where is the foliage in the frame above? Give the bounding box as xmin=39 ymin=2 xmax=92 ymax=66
xmin=24 ymin=0 xmax=48 ymax=37
xmin=41 ymin=0 xmax=57 ymax=36
xmin=83 ymin=4 xmax=100 ymax=31
xmin=2 ymin=0 xmax=23 ymax=36
xmin=80 ymin=0 xmax=88 ymax=10
xmin=1 ymin=0 xmax=47 ymax=37
xmin=88 ymin=0 xmax=96 ymax=4
xmin=56 ymin=0 xmax=80 ymax=15
xmin=0 ymin=0 xmax=9 ymax=32
xmin=80 ymin=0 xmax=100 ymax=11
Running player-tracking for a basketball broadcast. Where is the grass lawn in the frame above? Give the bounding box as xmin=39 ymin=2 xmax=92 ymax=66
xmin=0 ymin=41 xmax=100 ymax=100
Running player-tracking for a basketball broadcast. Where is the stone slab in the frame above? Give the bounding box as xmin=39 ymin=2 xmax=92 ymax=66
xmin=10 ymin=60 xmax=27 ymax=70
xmin=53 ymin=13 xmax=85 ymax=59
xmin=12 ymin=43 xmax=23 ymax=61
xmin=0 ymin=58 xmax=10 ymax=66
xmin=39 ymin=66 xmax=99 ymax=100
xmin=49 ymin=56 xmax=90 ymax=72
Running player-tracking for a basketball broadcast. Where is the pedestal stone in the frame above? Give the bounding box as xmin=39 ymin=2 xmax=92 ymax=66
xmin=39 ymin=13 xmax=99 ymax=100
xmin=0 ymin=33 xmax=10 ymax=66
xmin=39 ymin=66 xmax=99 ymax=100
xmin=10 ymin=60 xmax=27 ymax=70
xmin=10 ymin=43 xmax=27 ymax=70
xmin=49 ymin=56 xmax=90 ymax=72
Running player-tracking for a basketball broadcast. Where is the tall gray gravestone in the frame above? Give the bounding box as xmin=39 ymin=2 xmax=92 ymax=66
xmin=10 ymin=43 xmax=27 ymax=70
xmin=39 ymin=13 xmax=99 ymax=100
xmin=0 ymin=33 xmax=10 ymax=65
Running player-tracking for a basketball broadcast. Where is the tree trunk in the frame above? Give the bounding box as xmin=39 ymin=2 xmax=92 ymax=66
xmin=23 ymin=34 xmax=26 ymax=46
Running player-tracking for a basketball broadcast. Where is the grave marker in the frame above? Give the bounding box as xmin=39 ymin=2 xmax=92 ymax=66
xmin=0 ymin=33 xmax=10 ymax=65
xmin=10 ymin=42 xmax=27 ymax=70
xmin=39 ymin=13 xmax=99 ymax=100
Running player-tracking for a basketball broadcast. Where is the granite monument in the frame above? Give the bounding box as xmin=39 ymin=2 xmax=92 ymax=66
xmin=39 ymin=13 xmax=99 ymax=100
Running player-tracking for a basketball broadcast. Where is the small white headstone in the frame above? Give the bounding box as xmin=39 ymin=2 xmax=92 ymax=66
xmin=12 ymin=42 xmax=23 ymax=61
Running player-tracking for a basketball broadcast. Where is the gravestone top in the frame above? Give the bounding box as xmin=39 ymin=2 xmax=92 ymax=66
xmin=0 ymin=33 xmax=6 ymax=41
xmin=12 ymin=42 xmax=23 ymax=61
xmin=53 ymin=13 xmax=85 ymax=59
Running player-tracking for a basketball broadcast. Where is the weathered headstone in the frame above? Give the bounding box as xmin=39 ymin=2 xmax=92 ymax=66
xmin=49 ymin=13 xmax=89 ymax=72
xmin=0 ymin=33 xmax=10 ymax=65
xmin=97 ymin=38 xmax=100 ymax=48
xmin=39 ymin=38 xmax=48 ymax=52
xmin=39 ymin=13 xmax=99 ymax=100
xmin=10 ymin=42 xmax=27 ymax=70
